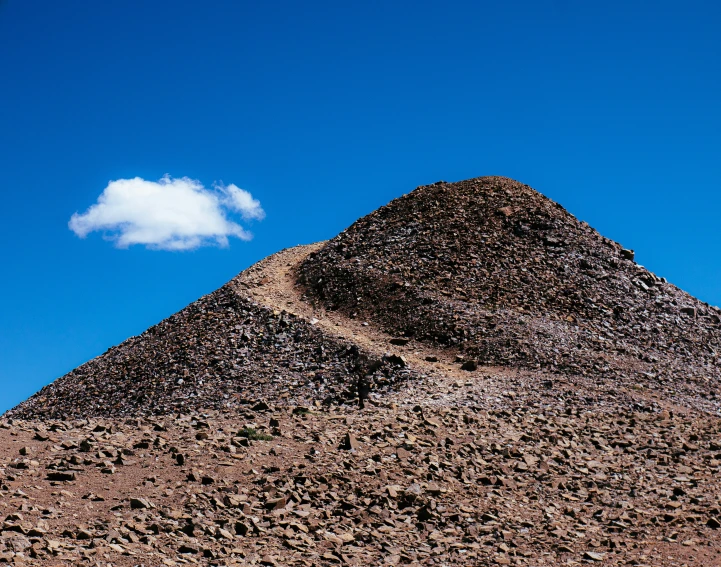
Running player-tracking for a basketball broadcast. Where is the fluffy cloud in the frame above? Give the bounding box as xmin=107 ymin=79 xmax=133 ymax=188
xmin=221 ymin=183 xmax=265 ymax=221
xmin=69 ymin=175 xmax=265 ymax=250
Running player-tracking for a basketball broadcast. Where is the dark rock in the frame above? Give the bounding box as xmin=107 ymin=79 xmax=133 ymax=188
xmin=46 ymin=472 xmax=76 ymax=482
xmin=130 ymin=498 xmax=151 ymax=510
xmin=341 ymin=432 xmax=360 ymax=451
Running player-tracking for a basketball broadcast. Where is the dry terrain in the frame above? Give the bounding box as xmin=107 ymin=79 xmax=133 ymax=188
xmin=3 ymin=177 xmax=720 ymax=566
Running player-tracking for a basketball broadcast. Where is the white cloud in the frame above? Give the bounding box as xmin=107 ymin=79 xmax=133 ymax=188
xmin=218 ymin=183 xmax=266 ymax=221
xmin=69 ymin=175 xmax=265 ymax=251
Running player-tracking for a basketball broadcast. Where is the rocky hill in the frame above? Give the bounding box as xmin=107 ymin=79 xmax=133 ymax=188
xmin=2 ymin=176 xmax=721 ymax=566
xmin=7 ymin=275 xmax=417 ymax=420
xmin=299 ymin=176 xmax=721 ymax=405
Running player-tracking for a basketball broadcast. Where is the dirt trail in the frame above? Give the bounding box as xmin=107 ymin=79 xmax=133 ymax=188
xmin=229 ymin=244 xmax=698 ymax=415
xmin=231 ymin=244 xmax=456 ymax=374
xmin=230 ymin=243 xmax=511 ymax=406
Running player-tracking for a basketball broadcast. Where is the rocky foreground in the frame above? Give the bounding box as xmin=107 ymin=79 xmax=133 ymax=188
xmin=2 ymin=389 xmax=721 ymax=567
xmin=3 ymin=177 xmax=721 ymax=565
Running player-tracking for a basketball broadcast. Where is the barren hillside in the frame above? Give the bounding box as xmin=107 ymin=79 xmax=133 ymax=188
xmin=2 ymin=177 xmax=721 ymax=566
xmin=300 ymin=177 xmax=721 ymax=407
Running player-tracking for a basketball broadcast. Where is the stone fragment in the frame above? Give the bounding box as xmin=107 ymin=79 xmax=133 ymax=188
xmin=264 ymin=497 xmax=286 ymax=510
xmin=46 ymin=472 xmax=76 ymax=482
xmin=396 ymin=447 xmax=411 ymax=460
xmin=341 ymin=432 xmax=360 ymax=451
xmin=620 ymin=249 xmax=634 ymax=261
xmin=130 ymin=497 xmax=152 ymax=509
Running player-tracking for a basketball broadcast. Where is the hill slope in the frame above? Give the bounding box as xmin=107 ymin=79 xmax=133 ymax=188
xmin=3 ymin=176 xmax=721 ymax=566
xmin=299 ymin=176 xmax=721 ymax=402
xmin=7 ymin=256 xmax=417 ymax=419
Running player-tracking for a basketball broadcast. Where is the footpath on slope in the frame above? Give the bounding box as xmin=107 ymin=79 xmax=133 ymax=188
xmin=232 ymin=242 xmax=501 ymax=403
xmin=230 ymin=244 xmax=686 ymax=416
xmin=233 ymin=244 xmax=488 ymax=386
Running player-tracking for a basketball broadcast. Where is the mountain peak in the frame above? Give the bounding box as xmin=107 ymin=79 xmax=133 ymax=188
xmin=8 ymin=176 xmax=720 ymax=420
xmin=300 ymin=176 xmax=720 ymax=408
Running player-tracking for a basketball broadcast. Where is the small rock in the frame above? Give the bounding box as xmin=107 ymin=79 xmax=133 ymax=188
xmin=341 ymin=432 xmax=360 ymax=451
xmin=264 ymin=496 xmax=287 ymax=510
xmin=130 ymin=497 xmax=152 ymax=510
xmin=46 ymin=472 xmax=76 ymax=482
xmin=396 ymin=447 xmax=411 ymax=460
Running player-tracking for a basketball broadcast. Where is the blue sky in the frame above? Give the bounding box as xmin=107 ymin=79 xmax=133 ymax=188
xmin=1 ymin=1 xmax=720 ymax=414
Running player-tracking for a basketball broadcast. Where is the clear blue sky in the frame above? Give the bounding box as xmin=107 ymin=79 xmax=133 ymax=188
xmin=1 ymin=1 xmax=720 ymax=414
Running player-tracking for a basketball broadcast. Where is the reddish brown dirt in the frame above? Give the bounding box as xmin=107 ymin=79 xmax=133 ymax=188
xmin=2 ymin=244 xmax=721 ymax=566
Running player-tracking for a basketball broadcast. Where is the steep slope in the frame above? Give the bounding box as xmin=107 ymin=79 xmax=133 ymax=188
xmin=299 ymin=176 xmax=721 ymax=400
xmin=7 ymin=266 xmax=417 ymax=420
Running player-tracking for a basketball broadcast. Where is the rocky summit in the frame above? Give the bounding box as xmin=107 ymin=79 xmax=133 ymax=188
xmin=300 ymin=177 xmax=721 ymax=410
xmin=2 ymin=176 xmax=721 ymax=567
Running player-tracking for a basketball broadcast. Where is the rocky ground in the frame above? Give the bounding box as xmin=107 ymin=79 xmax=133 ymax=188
xmin=2 ymin=393 xmax=721 ymax=567
xmin=3 ymin=177 xmax=721 ymax=565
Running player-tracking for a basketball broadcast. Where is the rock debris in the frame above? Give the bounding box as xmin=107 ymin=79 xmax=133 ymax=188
xmin=2 ymin=176 xmax=720 ymax=566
